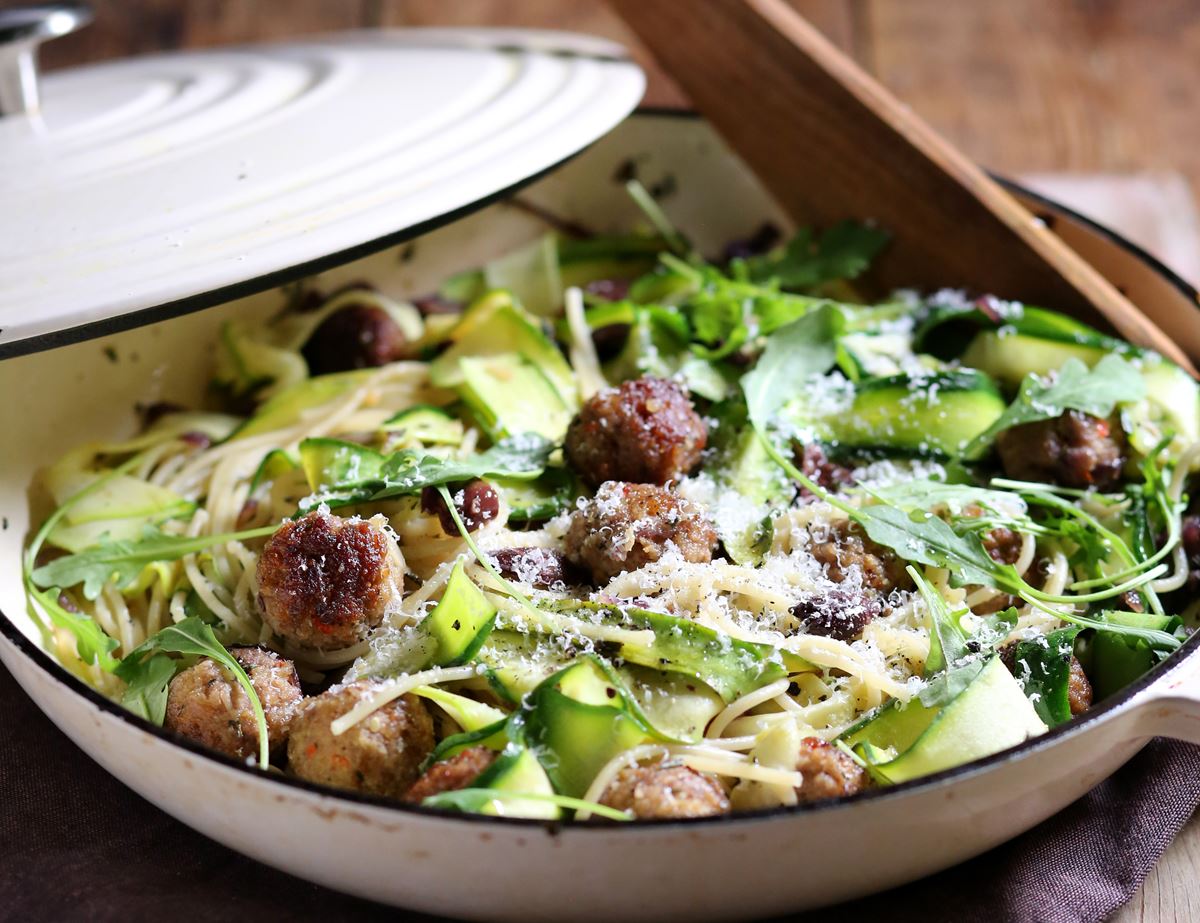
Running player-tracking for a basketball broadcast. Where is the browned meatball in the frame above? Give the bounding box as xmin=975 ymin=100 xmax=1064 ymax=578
xmin=1068 ymin=656 xmax=1093 ymax=716
xmin=1182 ymin=514 xmax=1200 ymax=593
xmin=809 ymin=519 xmax=912 ymax=595
xmin=996 ymin=411 xmax=1126 ymax=491
xmin=489 ymin=547 xmax=581 ymax=589
xmin=564 ymin=481 xmax=719 ymax=584
xmin=404 ymin=746 xmax=497 ymax=803
xmin=982 ymin=525 xmax=1023 ymax=565
xmin=288 ymin=682 xmax=435 ymax=798
xmin=795 ymin=737 xmax=868 ymax=803
xmin=163 ymin=647 xmax=302 ymax=761
xmin=791 ymin=589 xmax=882 ymax=642
xmin=257 ymin=511 xmax=403 ymax=650
xmin=420 ymin=480 xmax=500 ymax=535
xmin=564 ymin=377 xmax=707 ymax=488
xmin=795 ymin=443 xmax=854 ymax=494
xmin=302 ymin=304 xmax=407 ymax=376
xmin=599 ymin=762 xmax=730 ymax=820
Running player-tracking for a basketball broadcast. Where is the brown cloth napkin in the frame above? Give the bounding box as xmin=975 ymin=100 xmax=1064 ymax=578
xmin=1 ymin=661 xmax=1198 ymax=923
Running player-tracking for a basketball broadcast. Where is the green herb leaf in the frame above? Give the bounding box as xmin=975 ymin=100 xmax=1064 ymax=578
xmin=116 ymin=617 xmax=270 ymax=766
xmin=918 ymin=659 xmax=989 ymax=709
xmin=742 ymin=222 xmax=890 ymax=290
xmin=31 ymin=523 xmax=278 ymax=600
xmin=864 ymin=479 xmax=1028 ymax=518
xmin=910 ymin=567 xmax=971 ymax=676
xmin=1009 ymin=626 xmax=1083 ymax=727
xmin=23 ymin=457 xmax=143 ymax=670
xmin=114 ymin=652 xmax=176 ymax=724
xmin=963 ymin=355 xmax=1146 ymax=459
xmin=742 ymin=304 xmax=842 ymax=431
xmin=853 ymin=505 xmax=1020 ymax=591
xmin=364 ymin=434 xmax=553 ymax=501
xmin=25 ymin=585 xmax=120 ymax=670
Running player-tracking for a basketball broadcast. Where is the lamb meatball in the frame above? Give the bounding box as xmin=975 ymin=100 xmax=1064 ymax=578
xmin=288 ymin=682 xmax=435 ymax=798
xmin=599 ymin=762 xmax=730 ymax=820
xmin=301 ymin=304 xmax=407 ymax=376
xmin=791 ymin=589 xmax=882 ymax=642
xmin=995 ymin=411 xmax=1126 ymax=491
xmin=795 ymin=443 xmax=854 ymax=494
xmin=564 ymin=481 xmax=719 ymax=584
xmin=564 ymin=377 xmax=707 ymax=488
xmin=1068 ymin=656 xmax=1093 ymax=716
xmin=420 ymin=480 xmax=500 ymax=535
xmin=257 ymin=511 xmax=404 ymax=650
xmin=490 ymin=547 xmax=581 ymax=589
xmin=794 ymin=737 xmax=868 ymax=803
xmin=809 ymin=519 xmax=912 ymax=595
xmin=982 ymin=525 xmax=1024 ymax=565
xmin=163 ymin=647 xmax=302 ymax=761
xmin=404 ymin=746 xmax=497 ymax=803
xmin=1182 ymin=514 xmax=1200 ymax=593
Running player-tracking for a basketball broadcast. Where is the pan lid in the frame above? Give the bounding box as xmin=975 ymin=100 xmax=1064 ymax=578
xmin=0 ymin=10 xmax=645 ymax=358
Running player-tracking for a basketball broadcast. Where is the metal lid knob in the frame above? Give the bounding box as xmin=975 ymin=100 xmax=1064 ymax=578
xmin=0 ymin=3 xmax=91 ymax=117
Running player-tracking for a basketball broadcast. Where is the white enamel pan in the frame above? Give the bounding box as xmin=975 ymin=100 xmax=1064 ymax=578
xmin=3 ymin=112 xmax=1200 ymax=921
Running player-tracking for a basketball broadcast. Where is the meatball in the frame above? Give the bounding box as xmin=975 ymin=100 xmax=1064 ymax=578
xmin=302 ymin=304 xmax=407 ymax=376
xmin=1182 ymin=514 xmax=1200 ymax=594
xmin=1068 ymin=656 xmax=1093 ymax=716
xmin=288 ymin=682 xmax=435 ymax=798
xmin=404 ymin=746 xmax=497 ymax=803
xmin=564 ymin=377 xmax=707 ymax=488
xmin=564 ymin=481 xmax=719 ymax=584
xmin=163 ymin=647 xmax=302 ymax=761
xmin=791 ymin=589 xmax=882 ymax=642
xmin=257 ymin=511 xmax=404 ymax=650
xmin=420 ymin=480 xmax=500 ymax=535
xmin=996 ymin=411 xmax=1126 ymax=491
xmin=794 ymin=737 xmax=868 ymax=803
xmin=982 ymin=525 xmax=1023 ymax=566
xmin=795 ymin=443 xmax=854 ymax=494
xmin=809 ymin=519 xmax=912 ymax=595
xmin=599 ymin=762 xmax=730 ymax=820
xmin=490 ymin=547 xmax=581 ymax=589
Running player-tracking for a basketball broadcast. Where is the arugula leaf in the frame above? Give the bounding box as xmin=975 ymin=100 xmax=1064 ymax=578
xmin=918 ymin=659 xmax=989 ymax=709
xmin=32 ymin=523 xmax=278 ymax=600
xmin=115 ymin=652 xmax=176 ymax=724
xmin=115 ymin=617 xmax=270 ymax=766
xmin=963 ymin=355 xmax=1146 ymax=458
xmin=854 ymin=504 xmax=1020 ymax=591
xmin=25 ymin=584 xmax=120 ymax=671
xmin=909 ymin=568 xmax=1018 ymax=709
xmin=743 ymin=304 xmax=842 ymax=431
xmin=23 ymin=457 xmax=145 ymax=669
xmin=910 ymin=567 xmax=970 ymax=676
xmin=1008 ymin=626 xmax=1083 ymax=727
xmin=864 ymin=479 xmax=1028 ymax=518
xmin=741 ymin=222 xmax=890 ymax=290
xmin=370 ymin=435 xmax=553 ymax=499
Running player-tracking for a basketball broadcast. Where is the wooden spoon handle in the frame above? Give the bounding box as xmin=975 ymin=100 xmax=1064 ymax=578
xmin=608 ymin=0 xmax=1197 ymax=373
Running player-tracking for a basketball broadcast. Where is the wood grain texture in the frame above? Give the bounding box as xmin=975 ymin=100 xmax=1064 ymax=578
xmin=3 ymin=0 xmax=1198 ymax=917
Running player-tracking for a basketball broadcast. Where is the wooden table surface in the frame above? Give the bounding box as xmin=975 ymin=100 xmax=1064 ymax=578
xmin=9 ymin=1 xmax=1200 ymax=919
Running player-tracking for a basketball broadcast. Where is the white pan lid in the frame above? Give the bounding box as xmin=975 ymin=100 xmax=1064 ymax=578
xmin=0 ymin=18 xmax=645 ymax=358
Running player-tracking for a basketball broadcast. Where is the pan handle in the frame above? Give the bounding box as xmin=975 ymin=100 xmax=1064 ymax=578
xmin=0 ymin=4 xmax=92 ymax=117
xmin=1128 ymin=652 xmax=1200 ymax=745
